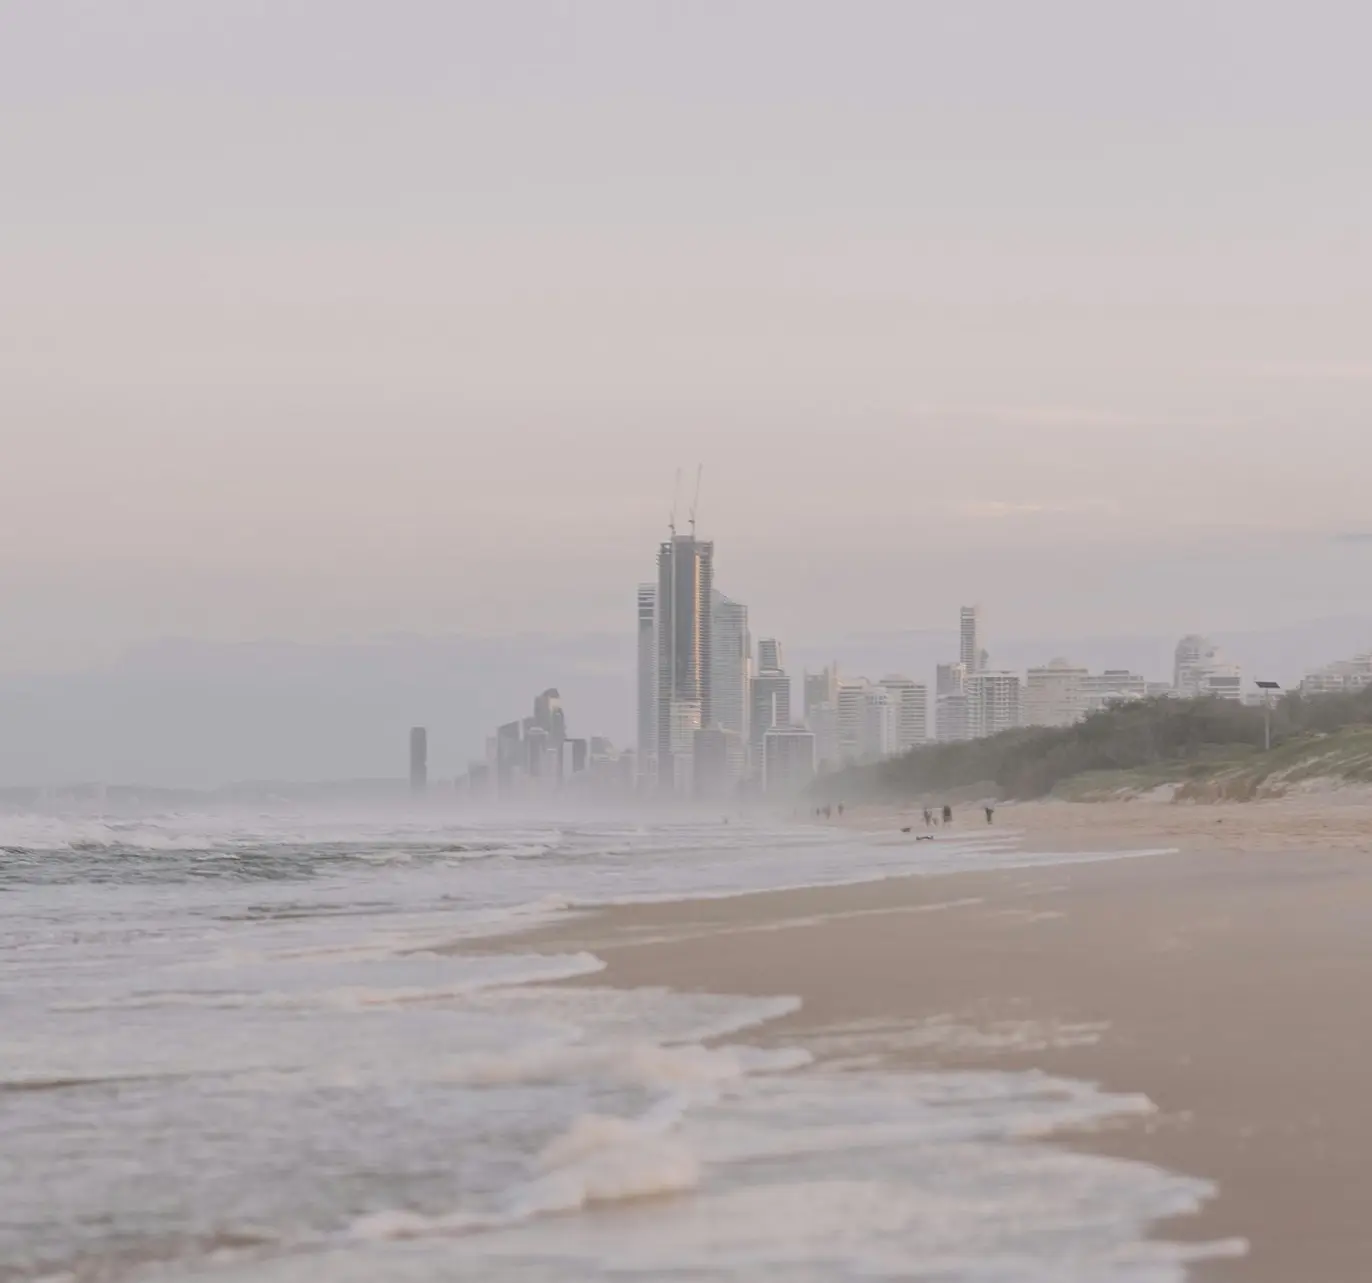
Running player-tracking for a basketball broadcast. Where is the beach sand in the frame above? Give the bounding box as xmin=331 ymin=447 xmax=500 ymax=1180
xmin=512 ymin=799 xmax=1372 ymax=1282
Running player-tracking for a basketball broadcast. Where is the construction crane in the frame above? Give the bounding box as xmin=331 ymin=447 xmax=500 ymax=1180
xmin=668 ymin=467 xmax=682 ymax=538
xmin=688 ymin=464 xmax=703 ymax=538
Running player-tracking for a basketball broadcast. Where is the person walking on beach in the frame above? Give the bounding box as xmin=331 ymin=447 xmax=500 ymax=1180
xmin=922 ymin=807 xmax=932 ymax=828
xmin=984 ymin=804 xmax=995 ymax=824
xmin=942 ymin=804 xmax=952 ymax=825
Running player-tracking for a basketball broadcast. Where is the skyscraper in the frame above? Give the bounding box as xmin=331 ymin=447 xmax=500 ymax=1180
xmin=532 ymin=689 xmax=565 ymax=743
xmin=749 ymin=670 xmax=791 ymax=762
xmin=656 ymin=534 xmax=714 ymax=790
xmin=409 ymin=727 xmax=428 ymax=794
xmin=965 ymin=671 xmax=1022 ymax=738
xmin=878 ymin=675 xmax=929 ymax=750
xmin=1024 ymin=660 xmax=1087 ymax=727
xmin=711 ymin=591 xmax=750 ymax=744
xmin=959 ymin=605 xmax=984 ymax=673
xmin=861 ymin=686 xmax=899 ymax=759
xmin=803 ymin=664 xmax=839 ymax=719
xmin=757 ymin=637 xmax=784 ymax=674
xmin=636 ymin=584 xmax=657 ymax=783
xmin=835 ymin=677 xmax=870 ymax=763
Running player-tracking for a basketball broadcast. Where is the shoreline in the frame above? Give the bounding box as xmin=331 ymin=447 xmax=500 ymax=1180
xmin=501 ymin=802 xmax=1372 ymax=1282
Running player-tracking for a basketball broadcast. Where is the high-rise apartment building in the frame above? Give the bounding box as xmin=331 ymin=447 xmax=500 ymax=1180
xmin=1080 ymin=670 xmax=1148 ymax=714
xmin=409 ymin=727 xmax=428 ymax=794
xmin=636 ymin=584 xmax=657 ymax=783
xmin=965 ymin=671 xmax=1022 ymax=738
xmin=757 ymin=638 xmax=784 ymax=674
xmin=936 ymin=693 xmax=970 ymax=743
xmin=1025 ymin=663 xmax=1148 ymax=726
xmin=749 ymin=670 xmax=791 ymax=761
xmin=1301 ymin=654 xmax=1372 ymax=695
xmin=711 ymin=592 xmax=751 ymax=745
xmin=861 ymin=686 xmax=900 ymax=759
xmin=936 ymin=661 xmax=968 ymax=698
xmin=878 ymin=675 xmax=929 ymax=751
xmin=835 ymin=677 xmax=871 ymax=762
xmin=808 ymin=701 xmax=839 ymax=769
xmin=803 ymin=664 xmax=839 ymax=719
xmin=959 ymin=606 xmax=984 ymax=673
xmin=533 ymin=688 xmax=565 ymax=742
xmin=656 ymin=535 xmax=714 ymax=790
xmin=1024 ymin=660 xmax=1088 ymax=728
xmin=1173 ymin=635 xmax=1211 ymax=694
xmin=1174 ymin=635 xmax=1242 ymax=701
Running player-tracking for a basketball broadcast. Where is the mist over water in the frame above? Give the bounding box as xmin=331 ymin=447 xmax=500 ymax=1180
xmin=1 ymin=808 xmax=1230 ymax=1281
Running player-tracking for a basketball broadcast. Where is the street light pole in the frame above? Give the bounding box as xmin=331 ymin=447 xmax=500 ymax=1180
xmin=1256 ymin=680 xmax=1281 ymax=752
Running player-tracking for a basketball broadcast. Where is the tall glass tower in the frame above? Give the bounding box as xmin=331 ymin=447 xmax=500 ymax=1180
xmin=656 ymin=535 xmax=714 ymax=791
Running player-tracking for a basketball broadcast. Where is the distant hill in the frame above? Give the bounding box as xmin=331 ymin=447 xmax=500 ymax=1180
xmin=821 ymin=688 xmax=1372 ymax=804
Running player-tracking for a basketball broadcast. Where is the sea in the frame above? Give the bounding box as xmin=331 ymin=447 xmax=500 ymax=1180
xmin=0 ymin=808 xmax=1236 ymax=1282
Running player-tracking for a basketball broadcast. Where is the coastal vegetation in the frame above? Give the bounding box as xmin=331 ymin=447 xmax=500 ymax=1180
xmin=821 ymin=687 xmax=1372 ymax=803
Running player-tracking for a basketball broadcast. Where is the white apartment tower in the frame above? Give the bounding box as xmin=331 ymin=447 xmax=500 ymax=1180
xmin=959 ymin=605 xmax=985 ymax=673
xmin=835 ymin=677 xmax=871 ymax=763
xmin=965 ymin=671 xmax=1022 ymax=738
xmin=1080 ymin=670 xmax=1148 ymax=714
xmin=878 ymin=675 xmax=929 ymax=751
xmin=862 ymin=686 xmax=900 ymax=759
xmin=1023 ymin=660 xmax=1087 ymax=728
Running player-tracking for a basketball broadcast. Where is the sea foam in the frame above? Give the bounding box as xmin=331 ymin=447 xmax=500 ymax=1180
xmin=1 ymin=809 xmax=1226 ymax=1283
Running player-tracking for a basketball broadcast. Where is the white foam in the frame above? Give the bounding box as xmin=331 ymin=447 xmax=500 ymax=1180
xmin=439 ymin=1039 xmax=810 ymax=1090
xmin=1 ymin=809 xmax=1216 ymax=1283
xmin=521 ymin=1112 xmax=702 ymax=1211
xmin=330 ymin=1070 xmax=1235 ymax=1283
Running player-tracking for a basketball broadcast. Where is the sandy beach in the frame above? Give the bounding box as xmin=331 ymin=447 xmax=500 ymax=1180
xmin=512 ymin=798 xmax=1372 ymax=1283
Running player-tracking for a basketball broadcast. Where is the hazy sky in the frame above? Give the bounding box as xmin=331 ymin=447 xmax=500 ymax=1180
xmin=4 ymin=1 xmax=1371 ymax=676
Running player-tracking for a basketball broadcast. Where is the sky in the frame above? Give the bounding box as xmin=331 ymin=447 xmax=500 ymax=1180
xmin=2 ymin=2 xmax=1371 ymax=779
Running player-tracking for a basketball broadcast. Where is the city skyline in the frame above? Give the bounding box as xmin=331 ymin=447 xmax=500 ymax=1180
xmin=7 ymin=565 xmax=1372 ymax=788
xmin=592 ymin=505 xmax=1345 ymax=801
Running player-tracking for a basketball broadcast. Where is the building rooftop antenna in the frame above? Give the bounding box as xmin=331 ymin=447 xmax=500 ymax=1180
xmin=688 ymin=464 xmax=703 ymax=538
xmin=668 ymin=466 xmax=681 ymax=538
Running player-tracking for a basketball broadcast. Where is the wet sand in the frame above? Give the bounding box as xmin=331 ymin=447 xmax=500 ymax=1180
xmin=514 ymin=803 xmax=1372 ymax=1282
